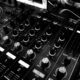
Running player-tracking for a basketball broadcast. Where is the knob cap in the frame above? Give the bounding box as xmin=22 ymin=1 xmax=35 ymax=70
xmin=40 ymin=57 xmax=51 ymax=70
xmin=56 ymin=66 xmax=67 ymax=80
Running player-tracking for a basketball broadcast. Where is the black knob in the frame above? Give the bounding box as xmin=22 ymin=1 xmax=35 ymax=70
xmin=59 ymin=34 xmax=65 ymax=42
xmin=35 ymin=42 xmax=42 ymax=49
xmin=56 ymin=66 xmax=67 ymax=80
xmin=23 ymin=35 xmax=30 ymax=43
xmin=64 ymin=56 xmax=71 ymax=67
xmin=46 ymin=28 xmax=52 ymax=36
xmin=3 ymin=26 xmax=11 ymax=35
xmin=29 ymin=29 xmax=35 ymax=37
xmin=25 ymin=19 xmax=30 ymax=27
xmin=35 ymin=25 xmax=40 ymax=31
xmin=26 ymin=49 xmax=36 ymax=60
xmin=49 ymin=48 xmax=56 ymax=56
xmin=40 ymin=57 xmax=51 ymax=70
xmin=41 ymin=35 xmax=47 ymax=42
xmin=12 ymin=29 xmax=19 ymax=37
xmin=54 ymin=41 xmax=61 ymax=48
xmin=19 ymin=24 xmax=25 ymax=31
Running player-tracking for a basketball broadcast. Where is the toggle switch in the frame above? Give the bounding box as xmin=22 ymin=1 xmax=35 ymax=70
xmin=40 ymin=57 xmax=51 ymax=70
xmin=55 ymin=66 xmax=67 ymax=80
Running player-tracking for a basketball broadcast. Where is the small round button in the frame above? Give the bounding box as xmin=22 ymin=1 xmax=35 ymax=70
xmin=29 ymin=29 xmax=35 ymax=36
xmin=40 ymin=57 xmax=51 ymax=70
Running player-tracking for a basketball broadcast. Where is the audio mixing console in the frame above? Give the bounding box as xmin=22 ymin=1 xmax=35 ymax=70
xmin=0 ymin=0 xmax=80 ymax=80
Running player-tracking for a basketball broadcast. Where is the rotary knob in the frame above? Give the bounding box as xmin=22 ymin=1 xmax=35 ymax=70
xmin=35 ymin=41 xmax=42 ymax=49
xmin=26 ymin=49 xmax=36 ymax=60
xmin=3 ymin=26 xmax=11 ymax=35
xmin=64 ymin=56 xmax=71 ymax=67
xmin=40 ymin=57 xmax=51 ymax=70
xmin=29 ymin=29 xmax=35 ymax=37
xmin=19 ymin=24 xmax=25 ymax=31
xmin=35 ymin=25 xmax=40 ymax=31
xmin=0 ymin=7 xmax=3 ymax=18
xmin=54 ymin=41 xmax=61 ymax=48
xmin=46 ymin=28 xmax=52 ymax=36
xmin=49 ymin=47 xmax=56 ymax=56
xmin=56 ymin=66 xmax=67 ymax=80
xmin=59 ymin=34 xmax=65 ymax=42
xmin=41 ymin=35 xmax=47 ymax=42
xmin=23 ymin=35 xmax=30 ymax=43
xmin=12 ymin=29 xmax=19 ymax=37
